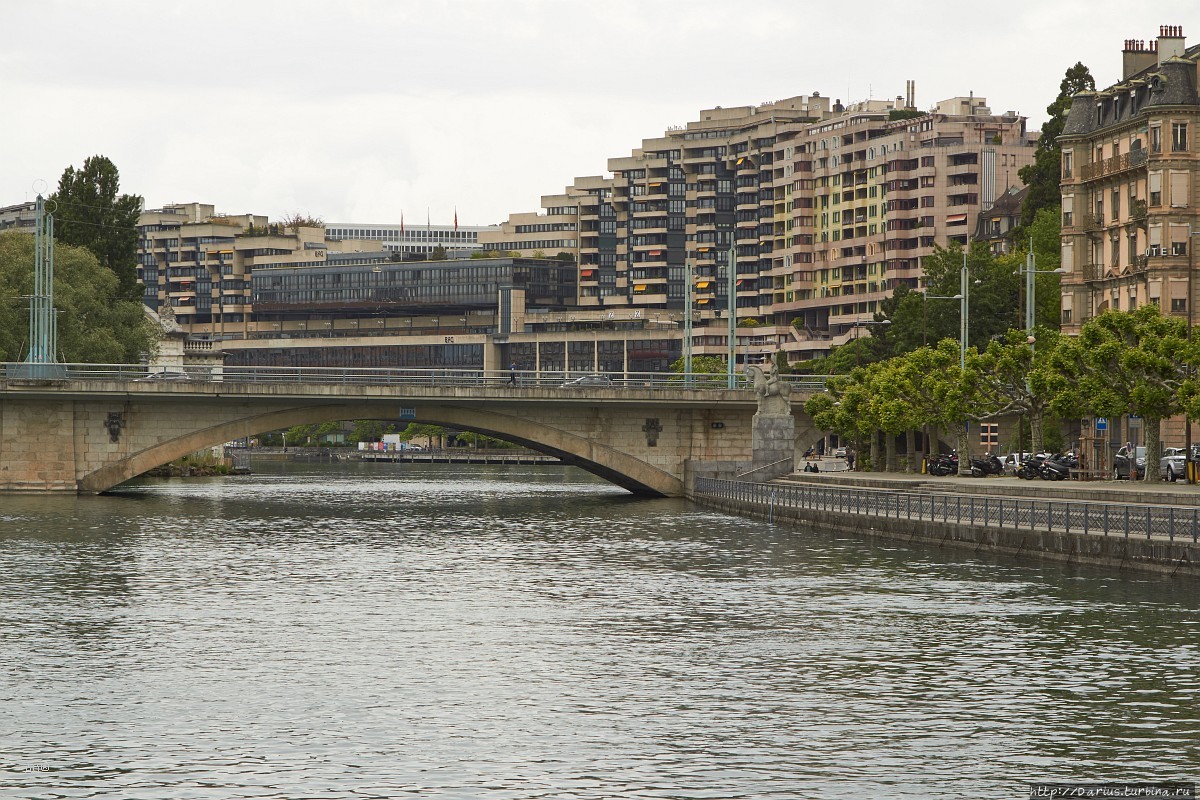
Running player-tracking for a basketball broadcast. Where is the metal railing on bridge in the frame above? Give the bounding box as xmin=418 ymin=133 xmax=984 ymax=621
xmin=695 ymin=477 xmax=1200 ymax=543
xmin=2 ymin=363 xmax=829 ymax=393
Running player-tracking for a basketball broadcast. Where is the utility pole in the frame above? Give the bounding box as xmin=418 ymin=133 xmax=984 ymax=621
xmin=13 ymin=195 xmax=66 ymax=379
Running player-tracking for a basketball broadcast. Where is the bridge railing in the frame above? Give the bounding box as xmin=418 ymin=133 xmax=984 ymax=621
xmin=3 ymin=363 xmax=828 ymax=393
xmin=695 ymin=476 xmax=1200 ymax=542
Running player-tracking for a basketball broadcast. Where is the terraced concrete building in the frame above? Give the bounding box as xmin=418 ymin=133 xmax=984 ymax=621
xmin=484 ymin=88 xmax=1036 ymax=365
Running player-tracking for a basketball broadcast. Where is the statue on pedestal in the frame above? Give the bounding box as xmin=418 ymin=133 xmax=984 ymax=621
xmin=743 ymin=358 xmax=792 ymax=416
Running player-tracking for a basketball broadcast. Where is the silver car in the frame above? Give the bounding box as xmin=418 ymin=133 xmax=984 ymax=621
xmin=1160 ymin=446 xmax=1199 ymax=482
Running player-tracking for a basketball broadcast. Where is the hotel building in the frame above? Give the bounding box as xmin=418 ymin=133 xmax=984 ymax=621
xmin=1058 ymin=25 xmax=1200 ymax=330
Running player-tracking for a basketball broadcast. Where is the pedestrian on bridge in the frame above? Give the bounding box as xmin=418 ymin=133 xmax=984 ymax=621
xmin=507 ymin=362 xmax=517 ymax=386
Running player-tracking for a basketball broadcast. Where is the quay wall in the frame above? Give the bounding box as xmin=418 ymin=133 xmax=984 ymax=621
xmin=691 ymin=487 xmax=1200 ymax=580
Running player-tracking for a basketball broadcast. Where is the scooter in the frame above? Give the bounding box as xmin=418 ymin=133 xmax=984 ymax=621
xmin=1039 ymin=452 xmax=1079 ymax=481
xmin=927 ymin=452 xmax=959 ymax=476
xmin=969 ymin=453 xmax=1004 ymax=477
xmin=1016 ymin=453 xmax=1049 ymax=480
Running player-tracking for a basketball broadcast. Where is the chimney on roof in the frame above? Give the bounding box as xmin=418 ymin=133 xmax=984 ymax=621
xmin=1122 ymin=38 xmax=1158 ymax=78
xmin=1158 ymin=24 xmax=1186 ymax=64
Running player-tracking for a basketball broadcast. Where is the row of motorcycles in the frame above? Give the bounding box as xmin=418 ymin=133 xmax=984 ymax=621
xmin=927 ymin=452 xmax=1003 ymax=477
xmin=926 ymin=451 xmax=1079 ymax=480
xmin=1014 ymin=451 xmax=1079 ymax=480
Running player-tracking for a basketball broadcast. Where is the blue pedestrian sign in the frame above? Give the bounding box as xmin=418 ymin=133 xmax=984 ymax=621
xmin=1095 ymin=417 xmax=1107 ymax=431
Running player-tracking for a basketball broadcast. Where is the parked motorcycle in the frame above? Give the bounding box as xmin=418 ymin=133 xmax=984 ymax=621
xmin=1016 ymin=453 xmax=1049 ymax=480
xmin=927 ymin=452 xmax=959 ymax=476
xmin=1039 ymin=451 xmax=1079 ymax=481
xmin=969 ymin=452 xmax=1004 ymax=478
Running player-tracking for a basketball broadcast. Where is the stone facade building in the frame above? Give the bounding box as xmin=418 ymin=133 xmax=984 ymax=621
xmin=1059 ymin=26 xmax=1200 ymax=330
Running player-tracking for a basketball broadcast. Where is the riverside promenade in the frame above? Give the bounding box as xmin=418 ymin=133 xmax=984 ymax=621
xmin=691 ymin=467 xmax=1200 ymax=579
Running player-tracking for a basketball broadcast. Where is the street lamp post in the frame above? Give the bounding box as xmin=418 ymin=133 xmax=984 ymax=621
xmin=922 ymin=292 xmax=963 ymax=346
xmin=727 ymin=240 xmax=737 ymax=389
xmin=1015 ymin=240 xmax=1066 ymax=352
xmin=1187 ymin=226 xmax=1200 ymax=481
xmin=684 ymin=258 xmax=693 ymax=386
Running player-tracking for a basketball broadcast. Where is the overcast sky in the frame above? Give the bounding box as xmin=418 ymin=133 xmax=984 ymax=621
xmin=2 ymin=1 xmax=1194 ymax=227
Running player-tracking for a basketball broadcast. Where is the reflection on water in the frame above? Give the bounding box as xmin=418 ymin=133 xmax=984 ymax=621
xmin=1 ymin=462 xmax=1197 ymax=799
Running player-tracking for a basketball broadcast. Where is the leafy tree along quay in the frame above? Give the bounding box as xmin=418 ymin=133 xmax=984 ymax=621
xmin=50 ymin=155 xmax=143 ymax=301
xmin=0 ymin=231 xmax=154 ymax=362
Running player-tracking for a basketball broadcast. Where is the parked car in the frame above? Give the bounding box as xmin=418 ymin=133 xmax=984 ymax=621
xmin=135 ymin=370 xmax=191 ymax=382
xmin=562 ymin=374 xmax=613 ymax=387
xmin=1003 ymin=452 xmax=1032 ymax=475
xmin=1115 ymin=445 xmax=1147 ymax=480
xmin=1159 ymin=445 xmax=1200 ymax=482
xmin=831 ymin=447 xmax=847 ymax=458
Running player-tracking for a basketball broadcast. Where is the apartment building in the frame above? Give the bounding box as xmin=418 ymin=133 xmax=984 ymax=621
xmin=0 ymin=201 xmax=37 ymax=232
xmin=483 ymin=89 xmax=1035 ymax=364
xmin=1059 ymin=26 xmax=1200 ymax=330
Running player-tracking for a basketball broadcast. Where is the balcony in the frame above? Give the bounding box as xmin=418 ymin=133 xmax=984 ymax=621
xmin=1079 ymin=148 xmax=1148 ymax=181
xmin=1082 ymin=262 xmax=1108 ymax=282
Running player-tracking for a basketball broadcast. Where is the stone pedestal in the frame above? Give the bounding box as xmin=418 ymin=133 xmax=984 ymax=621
xmin=751 ymin=412 xmax=796 ymax=478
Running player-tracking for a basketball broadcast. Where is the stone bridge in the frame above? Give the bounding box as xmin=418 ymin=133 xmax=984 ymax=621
xmin=0 ymin=374 xmax=822 ymax=496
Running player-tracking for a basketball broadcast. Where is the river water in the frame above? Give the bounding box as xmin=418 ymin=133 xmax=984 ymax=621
xmin=1 ymin=462 xmax=1197 ymax=799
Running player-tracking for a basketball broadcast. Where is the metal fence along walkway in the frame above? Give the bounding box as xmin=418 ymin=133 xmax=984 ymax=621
xmin=694 ymin=477 xmax=1200 ymax=543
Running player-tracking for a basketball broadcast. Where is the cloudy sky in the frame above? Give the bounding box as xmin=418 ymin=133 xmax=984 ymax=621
xmin=2 ymin=1 xmax=1194 ymax=227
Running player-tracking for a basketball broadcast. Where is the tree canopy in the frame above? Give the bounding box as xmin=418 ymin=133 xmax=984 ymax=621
xmin=1017 ymin=62 xmax=1095 ymax=231
xmin=0 ymin=231 xmax=155 ymax=362
xmin=49 ymin=155 xmax=143 ymax=300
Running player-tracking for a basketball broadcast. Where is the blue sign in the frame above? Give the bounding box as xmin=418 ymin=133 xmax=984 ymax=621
xmin=399 ymin=407 xmax=416 ymax=419
xmin=1095 ymin=417 xmax=1107 ymax=431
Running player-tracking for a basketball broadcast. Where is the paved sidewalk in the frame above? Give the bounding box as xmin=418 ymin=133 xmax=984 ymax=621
xmin=777 ymin=467 xmax=1200 ymax=507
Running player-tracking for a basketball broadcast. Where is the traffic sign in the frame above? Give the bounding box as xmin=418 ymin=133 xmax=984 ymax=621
xmin=1096 ymin=417 xmax=1107 ymax=431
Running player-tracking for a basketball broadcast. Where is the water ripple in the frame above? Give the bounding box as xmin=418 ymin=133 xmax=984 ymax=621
xmin=0 ymin=462 xmax=1196 ymax=799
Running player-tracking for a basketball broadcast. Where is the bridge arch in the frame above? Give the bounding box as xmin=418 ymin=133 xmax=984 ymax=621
xmin=79 ymin=400 xmax=684 ymax=496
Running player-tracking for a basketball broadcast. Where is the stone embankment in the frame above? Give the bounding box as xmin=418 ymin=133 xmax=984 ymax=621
xmin=690 ymin=470 xmax=1200 ymax=579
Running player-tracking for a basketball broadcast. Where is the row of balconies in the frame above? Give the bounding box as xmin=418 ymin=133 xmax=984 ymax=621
xmin=1077 ymin=148 xmax=1149 ymax=181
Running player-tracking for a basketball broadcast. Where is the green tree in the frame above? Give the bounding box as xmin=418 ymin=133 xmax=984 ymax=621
xmin=0 ymin=231 xmax=155 ymax=362
xmin=1017 ymin=62 xmax=1096 ymax=231
xmin=1055 ymin=306 xmax=1194 ymax=480
xmin=919 ymin=240 xmax=1020 ymax=351
xmin=669 ymin=354 xmax=726 ymax=373
xmin=430 ymin=245 xmax=448 ymax=260
xmin=348 ymin=420 xmax=397 ymax=444
xmin=972 ymin=329 xmax=1070 ymax=453
xmin=49 ymin=155 xmax=143 ymax=300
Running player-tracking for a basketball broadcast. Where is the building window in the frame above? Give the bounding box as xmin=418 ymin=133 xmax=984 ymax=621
xmin=1150 ymin=125 xmax=1162 ymax=153
xmin=1062 ymin=308 xmax=1072 ymax=324
xmin=1062 ymin=150 xmax=1073 ymax=179
xmin=1172 ymin=297 xmax=1188 ymax=313
xmin=1172 ymin=123 xmax=1189 ymax=152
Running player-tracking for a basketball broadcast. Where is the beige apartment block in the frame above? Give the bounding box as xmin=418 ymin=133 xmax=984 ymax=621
xmin=486 ymin=88 xmax=1036 ymax=365
xmin=1058 ymin=26 xmax=1200 ymax=332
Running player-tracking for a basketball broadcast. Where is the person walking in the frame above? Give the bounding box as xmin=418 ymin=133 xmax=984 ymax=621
xmin=507 ymin=362 xmax=518 ymax=385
